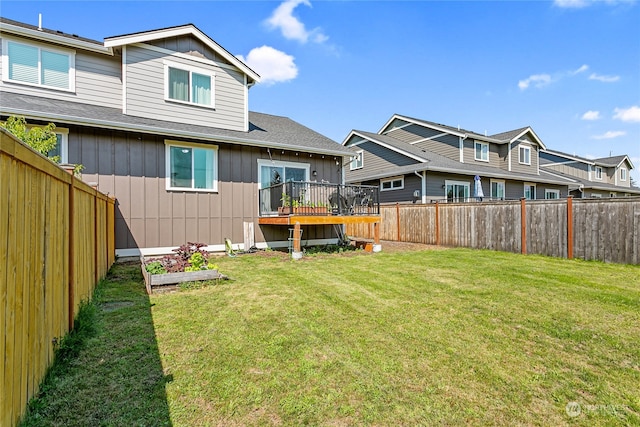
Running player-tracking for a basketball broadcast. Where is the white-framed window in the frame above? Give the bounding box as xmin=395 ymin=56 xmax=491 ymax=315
xmin=445 ymin=180 xmax=470 ymax=202
xmin=257 ymin=159 xmax=309 ymax=189
xmin=545 ymin=189 xmax=560 ymax=199
xmin=524 ymin=182 xmax=536 ymax=200
xmin=591 ymin=193 xmax=602 ymax=198
xmin=519 ymin=146 xmax=531 ymax=165
xmin=594 ymin=166 xmax=603 ymax=180
xmin=490 ymin=179 xmax=505 ymax=200
xmin=474 ymin=141 xmax=489 ymax=162
xmin=164 ymin=61 xmax=215 ymax=108
xmin=48 ymin=130 xmax=69 ymax=164
xmin=620 ymin=167 xmax=627 ymax=181
xmin=2 ymin=38 xmax=75 ymax=91
xmin=381 ymin=176 xmax=404 ymax=191
xmin=350 ymin=150 xmax=363 ymax=170
xmin=165 ymin=141 xmax=218 ymax=192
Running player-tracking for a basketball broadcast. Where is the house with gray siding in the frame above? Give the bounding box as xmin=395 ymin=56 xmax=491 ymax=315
xmin=539 ymin=149 xmax=639 ymax=198
xmin=344 ymin=114 xmax=574 ymax=203
xmin=0 ymin=17 xmax=355 ymax=255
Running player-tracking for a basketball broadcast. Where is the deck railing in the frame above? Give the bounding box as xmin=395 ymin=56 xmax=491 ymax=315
xmin=259 ymin=181 xmax=380 ymax=217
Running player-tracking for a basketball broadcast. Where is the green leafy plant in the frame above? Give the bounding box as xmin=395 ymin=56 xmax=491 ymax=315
xmin=145 ymin=261 xmax=167 ymax=275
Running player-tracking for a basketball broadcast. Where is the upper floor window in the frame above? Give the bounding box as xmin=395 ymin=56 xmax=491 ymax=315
xmin=519 ymin=146 xmax=531 ymax=165
xmin=165 ymin=141 xmax=218 ymax=192
xmin=620 ymin=167 xmax=627 ymax=181
xmin=474 ymin=141 xmax=489 ymax=162
xmin=350 ymin=150 xmax=363 ymax=170
xmin=594 ymin=166 xmax=603 ymax=180
xmin=2 ymin=39 xmax=75 ymax=91
xmin=165 ymin=62 xmax=215 ymax=108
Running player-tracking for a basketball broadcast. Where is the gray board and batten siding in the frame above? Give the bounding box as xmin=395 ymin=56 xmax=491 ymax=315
xmin=124 ymin=44 xmax=247 ymax=131
xmin=0 ymin=35 xmax=122 ymax=109
xmin=346 ymin=139 xmax=420 ymax=182
xmin=509 ymin=138 xmax=540 ymax=175
xmin=67 ymin=125 xmax=341 ymax=251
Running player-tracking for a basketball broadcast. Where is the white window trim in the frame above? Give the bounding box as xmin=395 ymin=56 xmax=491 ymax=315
xmin=594 ymin=166 xmax=603 ymax=180
xmin=350 ymin=150 xmax=364 ymax=170
xmin=1 ymin=36 xmax=76 ymax=92
xmin=474 ymin=141 xmax=489 ymax=162
xmin=524 ymin=182 xmax=537 ymax=200
xmin=620 ymin=167 xmax=627 ymax=181
xmin=163 ymin=60 xmax=216 ymax=109
xmin=256 ymin=159 xmax=310 ymax=189
xmin=519 ymin=145 xmax=531 ymax=165
xmin=490 ymin=179 xmax=505 ymax=200
xmin=165 ymin=140 xmax=218 ymax=192
xmin=380 ymin=176 xmax=404 ymax=191
xmin=24 ymin=124 xmax=68 ymax=163
xmin=444 ymin=180 xmax=471 ymax=202
xmin=545 ymin=189 xmax=560 ymax=199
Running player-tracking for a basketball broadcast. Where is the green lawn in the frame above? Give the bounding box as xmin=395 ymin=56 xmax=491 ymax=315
xmin=21 ymin=247 xmax=640 ymax=426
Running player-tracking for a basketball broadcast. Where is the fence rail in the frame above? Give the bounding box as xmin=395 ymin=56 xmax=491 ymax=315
xmin=346 ymin=197 xmax=640 ymax=264
xmin=1 ymin=129 xmax=115 ymax=426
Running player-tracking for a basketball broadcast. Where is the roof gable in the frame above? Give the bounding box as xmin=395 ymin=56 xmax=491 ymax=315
xmin=104 ymin=24 xmax=260 ymax=83
xmin=594 ymin=155 xmax=634 ymax=169
xmin=343 ymin=130 xmax=428 ymax=163
xmin=492 ymin=126 xmax=547 ymax=150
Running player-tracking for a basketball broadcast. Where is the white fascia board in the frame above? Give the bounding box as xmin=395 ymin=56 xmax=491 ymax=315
xmin=541 ymin=149 xmax=595 ymax=165
xmin=594 ymin=156 xmax=633 ymax=170
xmin=2 ymin=106 xmax=350 ymax=157
xmin=510 ymin=127 xmax=547 ymax=150
xmin=349 ymin=130 xmax=428 ymax=163
xmin=0 ymin=22 xmax=113 ymax=55
xmin=104 ymin=25 xmax=260 ymax=83
xmin=380 ymin=114 xmax=466 ymax=138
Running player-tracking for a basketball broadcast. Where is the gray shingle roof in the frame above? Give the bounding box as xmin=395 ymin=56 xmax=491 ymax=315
xmin=541 ymin=168 xmax=640 ymax=194
xmin=0 ymin=92 xmax=351 ymax=156
xmin=489 ymin=126 xmax=530 ymax=141
xmin=0 ymin=16 xmax=104 ymax=46
xmin=594 ymin=155 xmax=632 ymax=168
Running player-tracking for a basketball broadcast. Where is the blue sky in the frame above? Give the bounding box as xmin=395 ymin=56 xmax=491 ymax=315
xmin=2 ymin=0 xmax=639 ymax=182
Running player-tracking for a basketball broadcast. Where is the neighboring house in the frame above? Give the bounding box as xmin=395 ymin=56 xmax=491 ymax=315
xmin=0 ymin=17 xmax=354 ymax=255
xmin=540 ymin=150 xmax=640 ymax=198
xmin=343 ymin=114 xmax=574 ymax=203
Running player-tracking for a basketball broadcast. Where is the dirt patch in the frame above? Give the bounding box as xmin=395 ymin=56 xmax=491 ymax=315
xmin=377 ymin=240 xmax=445 ymax=253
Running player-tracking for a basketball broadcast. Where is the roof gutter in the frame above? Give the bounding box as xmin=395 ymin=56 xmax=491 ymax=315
xmin=0 ymin=22 xmax=113 ymax=55
xmin=414 ymin=170 xmax=427 ymax=204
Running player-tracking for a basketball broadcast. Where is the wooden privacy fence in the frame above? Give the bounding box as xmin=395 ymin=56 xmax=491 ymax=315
xmin=0 ymin=129 xmax=115 ymax=426
xmin=346 ymin=197 xmax=640 ymax=264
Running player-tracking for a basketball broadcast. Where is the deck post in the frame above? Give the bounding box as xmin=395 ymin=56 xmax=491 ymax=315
xmin=292 ymin=221 xmax=303 ymax=260
xmin=373 ymin=221 xmax=382 ymax=252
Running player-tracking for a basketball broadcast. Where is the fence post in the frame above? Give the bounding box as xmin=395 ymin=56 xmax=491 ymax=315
xmin=65 ymin=170 xmax=75 ymax=330
xmin=567 ymin=196 xmax=574 ymax=259
xmin=396 ymin=202 xmax=400 ymax=241
xmin=520 ymin=197 xmax=527 ymax=255
xmin=435 ymin=201 xmax=440 ymax=246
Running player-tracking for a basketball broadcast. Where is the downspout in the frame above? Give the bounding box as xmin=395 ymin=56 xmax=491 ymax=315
xmin=414 ymin=170 xmax=427 ymax=204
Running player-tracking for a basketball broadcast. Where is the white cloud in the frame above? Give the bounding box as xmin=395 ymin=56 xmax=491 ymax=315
xmin=572 ymin=64 xmax=589 ymax=74
xmin=518 ymin=74 xmax=552 ymax=90
xmin=265 ymin=0 xmax=328 ymax=44
xmin=237 ymin=46 xmax=298 ymax=85
xmin=613 ymin=105 xmax=640 ymax=122
xmin=592 ymin=130 xmax=627 ymax=140
xmin=554 ymin=0 xmax=590 ymax=8
xmin=589 ymin=73 xmax=620 ymax=82
xmin=581 ymin=110 xmax=601 ymax=120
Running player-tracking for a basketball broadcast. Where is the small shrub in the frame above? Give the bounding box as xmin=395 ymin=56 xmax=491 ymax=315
xmin=145 ymin=261 xmax=166 ymax=275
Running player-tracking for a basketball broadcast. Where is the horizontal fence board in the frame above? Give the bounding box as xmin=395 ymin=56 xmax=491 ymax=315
xmin=346 ymin=198 xmax=640 ymax=264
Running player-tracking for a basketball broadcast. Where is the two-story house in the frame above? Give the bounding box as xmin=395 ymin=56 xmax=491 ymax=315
xmin=540 ymin=150 xmax=639 ymax=198
xmin=0 ymin=17 xmax=358 ymax=256
xmin=343 ymin=114 xmax=574 ymax=203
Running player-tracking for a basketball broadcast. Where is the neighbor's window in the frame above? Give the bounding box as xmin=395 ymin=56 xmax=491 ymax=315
xmin=381 ymin=176 xmax=404 ymax=191
xmin=524 ymin=183 xmax=536 ymax=200
xmin=490 ymin=180 xmax=505 ymax=200
xmin=545 ymin=189 xmax=560 ymax=199
xmin=519 ymin=146 xmax=531 ymax=165
xmin=166 ymin=142 xmax=218 ymax=191
xmin=3 ymin=39 xmax=74 ymax=91
xmin=165 ymin=62 xmax=214 ymax=107
xmin=350 ymin=150 xmax=363 ymax=170
xmin=594 ymin=166 xmax=603 ymax=180
xmin=620 ymin=167 xmax=627 ymax=181
xmin=47 ymin=131 xmax=69 ymax=164
xmin=475 ymin=141 xmax=489 ymax=162
xmin=445 ymin=180 xmax=470 ymax=203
